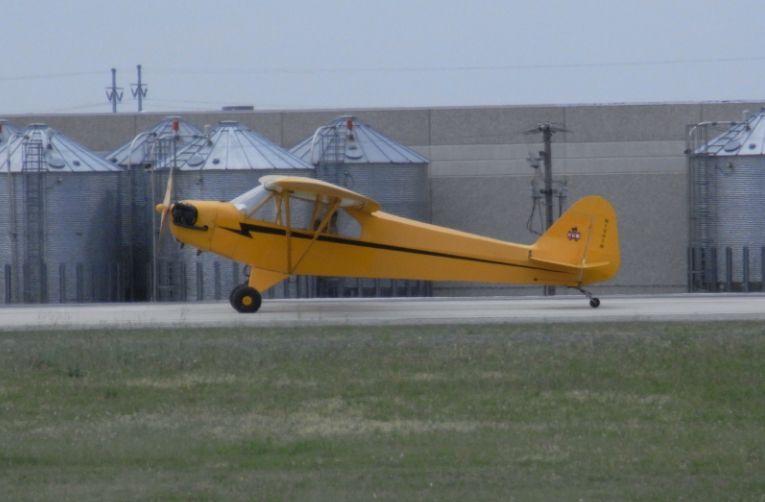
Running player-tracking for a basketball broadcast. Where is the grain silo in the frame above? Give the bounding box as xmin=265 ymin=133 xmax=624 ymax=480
xmin=153 ymin=120 xmax=314 ymax=301
xmin=107 ymin=117 xmax=203 ymax=300
xmin=687 ymin=108 xmax=765 ymax=292
xmin=0 ymin=123 xmax=122 ymax=303
xmin=291 ymin=115 xmax=430 ymax=220
xmin=0 ymin=120 xmax=20 ymax=146
xmin=290 ymin=115 xmax=431 ymax=297
xmin=107 ymin=116 xmax=203 ymax=167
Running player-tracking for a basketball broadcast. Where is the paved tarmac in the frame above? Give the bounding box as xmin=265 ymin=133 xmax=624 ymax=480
xmin=0 ymin=293 xmax=764 ymax=331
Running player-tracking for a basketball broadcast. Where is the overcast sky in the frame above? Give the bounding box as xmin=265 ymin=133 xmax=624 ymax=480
xmin=2 ymin=0 xmax=764 ymax=115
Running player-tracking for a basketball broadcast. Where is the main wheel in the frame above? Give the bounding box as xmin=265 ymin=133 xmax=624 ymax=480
xmin=230 ymin=286 xmax=262 ymax=313
xmin=229 ymin=283 xmax=247 ymax=304
xmin=589 ymin=297 xmax=601 ymax=308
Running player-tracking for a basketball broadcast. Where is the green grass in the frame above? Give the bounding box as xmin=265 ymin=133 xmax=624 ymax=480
xmin=1 ymin=322 xmax=764 ymax=501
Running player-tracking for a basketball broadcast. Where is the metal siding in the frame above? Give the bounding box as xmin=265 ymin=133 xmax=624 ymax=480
xmin=0 ymin=172 xmax=120 ymax=303
xmin=317 ymin=163 xmax=430 ymax=222
xmin=689 ymin=154 xmax=765 ymax=288
xmin=714 ymin=156 xmax=765 ymax=282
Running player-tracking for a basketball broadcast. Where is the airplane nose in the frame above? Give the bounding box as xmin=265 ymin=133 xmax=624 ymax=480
xmin=172 ymin=202 xmax=198 ymax=227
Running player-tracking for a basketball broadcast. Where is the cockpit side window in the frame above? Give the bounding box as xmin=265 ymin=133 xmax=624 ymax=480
xmin=285 ymin=196 xmax=316 ymax=231
xmin=231 ymin=186 xmax=361 ymax=238
xmin=286 ymin=194 xmax=361 ymax=238
xmin=334 ymin=208 xmax=361 ymax=238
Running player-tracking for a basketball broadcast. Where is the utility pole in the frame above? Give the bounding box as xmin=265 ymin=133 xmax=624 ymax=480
xmin=131 ymin=64 xmax=148 ymax=112
xmin=541 ymin=124 xmax=555 ymax=233
xmin=105 ymin=68 xmax=123 ymax=113
xmin=526 ymin=122 xmax=568 ymax=296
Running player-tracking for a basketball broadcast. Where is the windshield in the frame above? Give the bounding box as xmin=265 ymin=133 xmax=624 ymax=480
xmin=230 ymin=185 xmax=271 ymax=218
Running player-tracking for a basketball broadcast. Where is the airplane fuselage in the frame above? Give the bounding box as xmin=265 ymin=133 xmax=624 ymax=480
xmin=169 ymin=199 xmax=615 ymax=289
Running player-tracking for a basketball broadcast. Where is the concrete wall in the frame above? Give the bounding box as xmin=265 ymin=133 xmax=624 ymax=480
xmin=5 ymin=100 xmax=763 ymax=297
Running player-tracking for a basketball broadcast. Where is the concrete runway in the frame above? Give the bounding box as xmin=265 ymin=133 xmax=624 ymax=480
xmin=0 ymin=293 xmax=764 ymax=331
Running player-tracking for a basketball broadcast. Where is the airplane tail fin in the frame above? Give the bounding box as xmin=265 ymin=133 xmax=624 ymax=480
xmin=529 ymin=196 xmax=620 ymax=285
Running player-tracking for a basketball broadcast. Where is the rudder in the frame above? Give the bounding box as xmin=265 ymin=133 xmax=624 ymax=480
xmin=530 ymin=196 xmax=620 ymax=285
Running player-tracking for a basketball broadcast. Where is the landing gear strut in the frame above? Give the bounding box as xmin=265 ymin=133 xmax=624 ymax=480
xmin=574 ymin=287 xmax=600 ymax=308
xmin=230 ymin=284 xmax=262 ymax=313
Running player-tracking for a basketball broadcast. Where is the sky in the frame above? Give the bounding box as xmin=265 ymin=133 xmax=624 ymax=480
xmin=2 ymin=0 xmax=764 ymax=115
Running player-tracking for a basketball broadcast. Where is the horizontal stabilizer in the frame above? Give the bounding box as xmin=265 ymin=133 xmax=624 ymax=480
xmin=529 ymin=255 xmax=610 ymax=271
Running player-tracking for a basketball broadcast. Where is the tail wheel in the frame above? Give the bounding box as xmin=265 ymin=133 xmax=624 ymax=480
xmin=589 ymin=297 xmax=601 ymax=308
xmin=230 ymin=286 xmax=262 ymax=313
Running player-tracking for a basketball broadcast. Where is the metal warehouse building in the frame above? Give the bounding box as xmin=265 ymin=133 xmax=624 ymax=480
xmin=5 ymin=100 xmax=763 ymax=298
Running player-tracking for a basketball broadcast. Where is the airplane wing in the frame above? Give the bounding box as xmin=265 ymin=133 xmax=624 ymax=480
xmin=259 ymin=175 xmax=381 ymax=213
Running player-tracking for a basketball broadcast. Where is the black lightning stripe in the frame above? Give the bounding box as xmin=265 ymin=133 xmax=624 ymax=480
xmin=220 ymin=222 xmax=567 ymax=274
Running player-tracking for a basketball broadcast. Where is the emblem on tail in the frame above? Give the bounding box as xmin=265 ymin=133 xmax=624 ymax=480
xmin=567 ymin=227 xmax=581 ymax=242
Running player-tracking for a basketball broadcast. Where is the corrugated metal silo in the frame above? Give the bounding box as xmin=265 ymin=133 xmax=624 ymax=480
xmin=290 ymin=115 xmax=430 ymax=221
xmin=153 ymin=120 xmax=314 ymax=301
xmin=0 ymin=120 xmax=20 ymax=146
xmin=0 ymin=124 xmax=122 ymax=303
xmin=290 ymin=115 xmax=431 ymax=297
xmin=107 ymin=117 xmax=203 ymax=300
xmin=687 ymin=109 xmax=765 ymax=291
xmin=107 ymin=116 xmax=203 ymax=168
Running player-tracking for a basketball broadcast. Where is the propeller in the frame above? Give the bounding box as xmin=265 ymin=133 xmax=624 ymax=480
xmin=155 ymin=118 xmax=182 ymax=246
xmin=152 ymin=120 xmax=182 ymax=301
xmin=152 ymin=165 xmax=175 ymax=301
xmin=152 ymin=166 xmax=178 ymax=285
xmin=157 ymin=164 xmax=174 ymax=240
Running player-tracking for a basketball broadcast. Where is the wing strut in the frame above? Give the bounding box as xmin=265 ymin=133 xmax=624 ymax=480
xmin=289 ymin=198 xmax=339 ymax=274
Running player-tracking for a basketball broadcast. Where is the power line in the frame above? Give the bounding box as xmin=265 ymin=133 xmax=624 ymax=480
xmin=0 ymin=70 xmax=103 ymax=82
xmin=2 ymin=54 xmax=765 ymax=84
xmin=155 ymin=55 xmax=765 ymax=76
xmin=49 ymin=102 xmax=110 ymax=112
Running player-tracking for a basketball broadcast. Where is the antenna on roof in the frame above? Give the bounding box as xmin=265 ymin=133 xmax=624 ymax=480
xmin=131 ymin=64 xmax=148 ymax=113
xmin=105 ymin=68 xmax=123 ymax=113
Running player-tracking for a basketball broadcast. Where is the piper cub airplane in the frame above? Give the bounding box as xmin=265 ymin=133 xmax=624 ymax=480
xmin=156 ymin=175 xmax=619 ymax=313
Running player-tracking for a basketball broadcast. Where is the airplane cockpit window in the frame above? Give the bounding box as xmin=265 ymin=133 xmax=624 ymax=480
xmin=286 ymin=196 xmax=361 ymax=238
xmin=231 ymin=186 xmax=361 ymax=238
xmin=334 ymin=209 xmax=361 ymax=238
xmin=231 ymin=185 xmax=280 ymax=223
xmin=231 ymin=185 xmax=271 ymax=217
xmin=286 ymin=196 xmax=315 ymax=230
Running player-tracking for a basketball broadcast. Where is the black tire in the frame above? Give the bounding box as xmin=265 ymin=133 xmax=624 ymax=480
xmin=229 ymin=283 xmax=248 ymax=305
xmin=589 ymin=298 xmax=601 ymax=308
xmin=231 ymin=286 xmax=262 ymax=313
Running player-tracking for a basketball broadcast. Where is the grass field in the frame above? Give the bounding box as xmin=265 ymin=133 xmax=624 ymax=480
xmin=1 ymin=322 xmax=763 ymax=501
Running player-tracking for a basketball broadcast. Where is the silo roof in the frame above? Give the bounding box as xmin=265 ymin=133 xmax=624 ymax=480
xmin=0 ymin=119 xmax=20 ymax=146
xmin=697 ymin=108 xmax=765 ymax=156
xmin=107 ymin=116 xmax=203 ymax=167
xmin=157 ymin=120 xmax=312 ymax=171
xmin=290 ymin=115 xmax=429 ymax=165
xmin=0 ymin=123 xmax=121 ymax=173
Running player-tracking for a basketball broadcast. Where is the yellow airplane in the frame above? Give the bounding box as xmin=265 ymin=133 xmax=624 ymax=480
xmin=156 ymin=175 xmax=619 ymax=313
